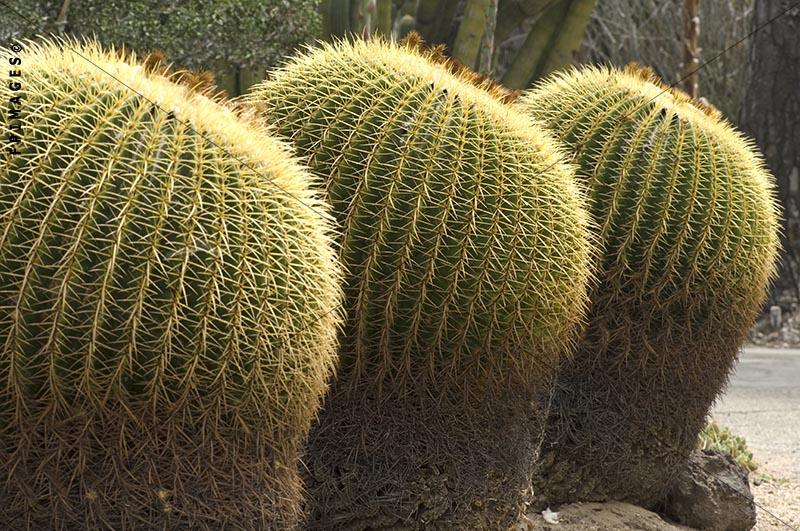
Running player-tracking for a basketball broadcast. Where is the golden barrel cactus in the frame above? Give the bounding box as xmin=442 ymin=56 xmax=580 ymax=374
xmin=0 ymin=39 xmax=342 ymax=529
xmin=246 ymin=38 xmax=593 ymax=528
xmin=518 ymin=65 xmax=780 ymax=508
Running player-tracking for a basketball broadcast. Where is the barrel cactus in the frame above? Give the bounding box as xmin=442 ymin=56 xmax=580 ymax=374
xmin=245 ymin=38 xmax=592 ymax=528
xmin=0 ymin=38 xmax=341 ymax=529
xmin=518 ymin=65 xmax=780 ymax=508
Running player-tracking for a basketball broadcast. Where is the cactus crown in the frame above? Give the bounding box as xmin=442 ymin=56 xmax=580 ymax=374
xmin=139 ymin=49 xmax=222 ymax=99
xmin=398 ymin=31 xmax=520 ymax=104
xmin=520 ymin=65 xmax=779 ymax=352
xmin=247 ymin=38 xmax=593 ymax=394
xmin=0 ymin=36 xmax=342 ymax=432
xmin=619 ymin=63 xmax=724 ymax=119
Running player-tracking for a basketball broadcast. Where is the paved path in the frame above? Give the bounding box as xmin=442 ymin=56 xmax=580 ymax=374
xmin=712 ymin=347 xmax=800 ymax=480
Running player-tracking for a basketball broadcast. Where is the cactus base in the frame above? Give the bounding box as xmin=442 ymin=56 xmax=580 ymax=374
xmin=303 ymin=380 xmax=545 ymax=530
xmin=533 ymin=303 xmax=746 ymax=509
xmin=1 ymin=406 xmax=301 ymax=530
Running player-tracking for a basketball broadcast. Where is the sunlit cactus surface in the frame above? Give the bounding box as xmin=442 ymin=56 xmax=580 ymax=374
xmin=0 ymin=38 xmax=342 ymax=529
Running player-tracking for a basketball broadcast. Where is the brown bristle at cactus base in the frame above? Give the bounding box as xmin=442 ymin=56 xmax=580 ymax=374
xmin=303 ymin=379 xmax=546 ymax=530
xmin=247 ymin=37 xmax=591 ymax=527
xmin=1 ymin=407 xmax=303 ymax=529
xmin=141 ymin=48 xmax=168 ymax=73
xmin=533 ymin=298 xmax=750 ymax=508
xmin=519 ymin=64 xmax=779 ymax=508
xmin=398 ymin=31 xmax=520 ymax=104
xmin=1 ymin=38 xmax=342 ymax=529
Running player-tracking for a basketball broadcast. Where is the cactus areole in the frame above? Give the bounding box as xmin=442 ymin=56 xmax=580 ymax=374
xmin=247 ymin=39 xmax=592 ymax=529
xmin=0 ymin=38 xmax=342 ymax=529
xmin=519 ymin=65 xmax=780 ymax=508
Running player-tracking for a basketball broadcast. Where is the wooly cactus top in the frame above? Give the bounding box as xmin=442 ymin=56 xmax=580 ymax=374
xmin=247 ymin=39 xmax=593 ymax=394
xmin=0 ymin=37 xmax=342 ymax=436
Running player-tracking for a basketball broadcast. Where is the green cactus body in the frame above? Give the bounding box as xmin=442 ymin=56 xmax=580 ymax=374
xmin=0 ymin=38 xmax=342 ymax=529
xmin=246 ymin=39 xmax=592 ymax=528
xmin=518 ymin=65 xmax=780 ymax=508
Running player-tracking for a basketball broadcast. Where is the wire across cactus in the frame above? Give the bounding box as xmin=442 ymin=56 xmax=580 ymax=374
xmin=518 ymin=65 xmax=780 ymax=509
xmin=0 ymin=38 xmax=342 ymax=529
xmin=246 ymin=38 xmax=593 ymax=528
xmin=0 ymin=31 xmax=780 ymax=530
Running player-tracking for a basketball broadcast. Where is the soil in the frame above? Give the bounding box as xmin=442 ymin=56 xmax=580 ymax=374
xmin=511 ymin=470 xmax=799 ymax=531
xmin=751 ymin=471 xmax=800 ymax=530
xmin=517 ymin=502 xmax=692 ymax=530
xmin=714 ymin=343 xmax=800 ymax=529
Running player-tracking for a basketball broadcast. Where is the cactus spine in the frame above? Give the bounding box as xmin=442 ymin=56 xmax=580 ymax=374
xmin=0 ymin=38 xmax=342 ymax=529
xmin=518 ymin=65 xmax=780 ymax=508
xmin=246 ymin=38 xmax=592 ymax=528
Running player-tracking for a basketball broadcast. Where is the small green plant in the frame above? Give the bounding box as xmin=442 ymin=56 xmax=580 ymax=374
xmin=698 ymin=421 xmax=758 ymax=472
xmin=752 ymin=472 xmax=790 ymax=486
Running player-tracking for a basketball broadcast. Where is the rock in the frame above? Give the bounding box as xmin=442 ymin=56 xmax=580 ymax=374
xmin=518 ymin=501 xmax=691 ymax=530
xmin=664 ymin=449 xmax=756 ymax=531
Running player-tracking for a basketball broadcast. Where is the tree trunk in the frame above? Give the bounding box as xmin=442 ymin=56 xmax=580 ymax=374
xmin=495 ymin=0 xmax=548 ymax=45
xmin=739 ymin=0 xmax=800 ymax=305
xmin=415 ymin=0 xmax=461 ymax=46
xmin=681 ymin=0 xmax=700 ymax=98
xmin=54 ymin=0 xmax=71 ymax=33
xmin=502 ymin=0 xmax=571 ymax=89
xmin=535 ymin=0 xmax=596 ymax=78
xmin=321 ymin=0 xmax=352 ymax=38
xmin=375 ymin=0 xmax=393 ymax=37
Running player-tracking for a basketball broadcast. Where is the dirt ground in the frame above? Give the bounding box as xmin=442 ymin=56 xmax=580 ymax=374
xmin=514 ymin=467 xmax=799 ymax=530
xmin=714 ymin=344 xmax=800 ymax=530
xmin=751 ymin=471 xmax=800 ymax=530
xmin=518 ymin=502 xmax=691 ymax=530
xmin=712 ymin=350 xmax=800 ymax=482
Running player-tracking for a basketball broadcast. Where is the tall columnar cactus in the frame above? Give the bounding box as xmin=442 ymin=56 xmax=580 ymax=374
xmin=245 ymin=39 xmax=593 ymax=528
xmin=0 ymin=38 xmax=342 ymax=529
xmin=518 ymin=65 xmax=780 ymax=508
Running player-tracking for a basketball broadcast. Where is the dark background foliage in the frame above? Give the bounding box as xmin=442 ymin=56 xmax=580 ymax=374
xmin=0 ymin=1 xmax=320 ymax=82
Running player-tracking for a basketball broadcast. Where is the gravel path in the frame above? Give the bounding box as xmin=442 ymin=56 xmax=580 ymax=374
xmin=713 ymin=347 xmax=800 ymax=530
xmin=713 ymin=347 xmax=799 ymax=480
